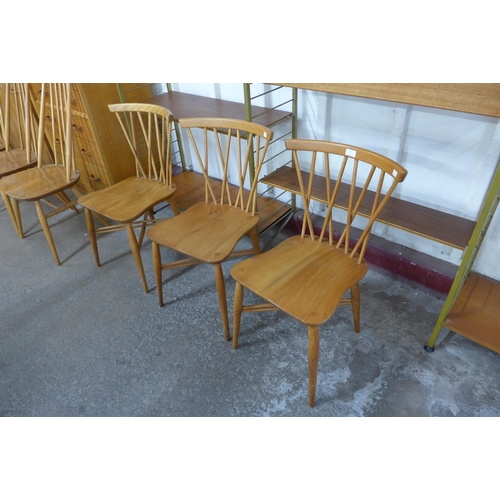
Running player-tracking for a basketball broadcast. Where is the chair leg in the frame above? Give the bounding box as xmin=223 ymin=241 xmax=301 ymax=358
xmin=84 ymin=208 xmax=100 ymax=267
xmin=351 ymin=282 xmax=361 ymax=333
xmin=126 ymin=222 xmax=149 ymax=294
xmin=214 ymin=263 xmax=230 ymax=341
xmin=249 ymin=227 xmax=261 ymax=255
xmin=152 ymin=241 xmax=164 ymax=307
xmin=308 ymin=325 xmax=320 ymax=408
xmin=35 ymin=200 xmax=60 ymax=266
xmin=232 ymin=281 xmax=244 ymax=348
xmin=138 ymin=210 xmax=153 ymax=248
xmin=1 ymin=193 xmax=23 ymax=238
xmin=169 ymin=196 xmax=181 ymax=216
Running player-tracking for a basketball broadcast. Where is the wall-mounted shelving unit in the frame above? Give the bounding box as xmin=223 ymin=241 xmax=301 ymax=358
xmin=267 ymin=83 xmax=500 ymax=355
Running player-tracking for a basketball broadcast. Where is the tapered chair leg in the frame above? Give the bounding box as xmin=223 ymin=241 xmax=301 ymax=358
xmin=308 ymin=325 xmax=320 ymax=408
xmin=126 ymin=222 xmax=149 ymax=294
xmin=232 ymin=282 xmax=244 ymax=348
xmin=169 ymin=197 xmax=181 ymax=216
xmin=35 ymin=200 xmax=61 ymax=266
xmin=249 ymin=227 xmax=261 ymax=255
xmin=152 ymin=241 xmax=164 ymax=307
xmin=214 ymin=263 xmax=230 ymax=341
xmin=351 ymin=282 xmax=361 ymax=333
xmin=84 ymin=208 xmax=100 ymax=267
xmin=1 ymin=193 xmax=23 ymax=238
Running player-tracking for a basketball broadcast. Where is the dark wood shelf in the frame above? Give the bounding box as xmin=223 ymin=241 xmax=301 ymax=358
xmin=144 ymin=91 xmax=291 ymax=128
xmin=443 ymin=274 xmax=500 ymax=353
xmin=260 ymin=165 xmax=476 ymax=250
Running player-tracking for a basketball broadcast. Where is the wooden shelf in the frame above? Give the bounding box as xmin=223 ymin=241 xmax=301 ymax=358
xmin=272 ymin=83 xmax=500 ymax=118
xmin=143 ymin=91 xmax=291 ymax=127
xmin=260 ymin=165 xmax=476 ymax=249
xmin=172 ymin=170 xmax=291 ymax=234
xmin=443 ymin=274 xmax=500 ymax=353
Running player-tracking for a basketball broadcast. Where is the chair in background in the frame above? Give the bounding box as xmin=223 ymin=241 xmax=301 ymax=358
xmin=231 ymin=139 xmax=408 ymax=406
xmin=146 ymin=117 xmax=273 ymax=341
xmin=0 ymin=83 xmax=81 ymax=265
xmin=78 ymin=103 xmax=179 ymax=294
xmin=0 ymin=83 xmax=38 ymax=179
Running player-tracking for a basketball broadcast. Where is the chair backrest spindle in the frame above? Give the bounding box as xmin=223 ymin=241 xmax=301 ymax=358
xmin=108 ymin=102 xmax=174 ymax=186
xmin=179 ymin=117 xmax=273 ymax=215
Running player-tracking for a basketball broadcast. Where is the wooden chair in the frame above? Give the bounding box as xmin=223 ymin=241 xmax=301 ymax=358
xmin=146 ymin=117 xmax=273 ymax=341
xmin=0 ymin=83 xmax=81 ymax=265
xmin=231 ymin=139 xmax=408 ymax=406
xmin=78 ymin=103 xmax=179 ymax=294
xmin=0 ymin=83 xmax=38 ymax=178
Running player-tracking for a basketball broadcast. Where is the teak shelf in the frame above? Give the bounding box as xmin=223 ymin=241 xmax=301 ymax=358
xmin=261 ymin=165 xmax=476 ymax=249
xmin=443 ymin=274 xmax=500 ymax=354
xmin=143 ymin=91 xmax=291 ymax=127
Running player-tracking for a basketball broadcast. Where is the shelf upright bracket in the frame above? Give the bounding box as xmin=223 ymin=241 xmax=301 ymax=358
xmin=165 ymin=83 xmax=188 ymax=172
xmin=425 ymin=159 xmax=500 ymax=352
xmin=243 ymin=83 xmax=256 ymax=185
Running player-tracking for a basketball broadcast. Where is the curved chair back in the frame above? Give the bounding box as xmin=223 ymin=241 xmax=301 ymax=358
xmin=1 ymin=83 xmax=37 ymax=161
xmin=108 ymin=103 xmax=174 ymax=186
xmin=179 ymin=117 xmax=273 ymax=215
xmin=286 ymin=139 xmax=408 ymax=263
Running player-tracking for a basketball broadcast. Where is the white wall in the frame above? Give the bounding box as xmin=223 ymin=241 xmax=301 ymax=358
xmin=170 ymin=83 xmax=500 ymax=281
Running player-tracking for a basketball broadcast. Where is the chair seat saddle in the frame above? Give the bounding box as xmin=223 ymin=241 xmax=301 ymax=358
xmin=232 ymin=235 xmax=368 ymax=325
xmin=147 ymin=201 xmax=260 ymax=264
xmin=0 ymin=164 xmax=80 ymax=201
xmin=79 ymin=177 xmax=177 ymax=223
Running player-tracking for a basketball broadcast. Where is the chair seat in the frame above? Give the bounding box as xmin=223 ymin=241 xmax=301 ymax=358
xmin=0 ymin=164 xmax=80 ymax=201
xmin=0 ymin=149 xmax=37 ymax=177
xmin=147 ymin=201 xmax=260 ymax=264
xmin=231 ymin=235 xmax=368 ymax=325
xmin=78 ymin=177 xmax=177 ymax=223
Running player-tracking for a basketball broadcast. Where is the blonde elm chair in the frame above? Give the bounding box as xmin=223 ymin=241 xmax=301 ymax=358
xmin=78 ymin=103 xmax=179 ymax=293
xmin=146 ymin=117 xmax=273 ymax=341
xmin=231 ymin=138 xmax=408 ymax=406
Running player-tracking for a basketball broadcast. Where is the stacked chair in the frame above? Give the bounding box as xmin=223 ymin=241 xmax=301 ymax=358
xmin=0 ymin=83 xmax=38 ymax=180
xmin=0 ymin=83 xmax=82 ymax=265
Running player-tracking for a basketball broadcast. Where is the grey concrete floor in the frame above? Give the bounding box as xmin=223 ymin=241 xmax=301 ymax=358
xmin=1 ymin=197 xmax=500 ymax=417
